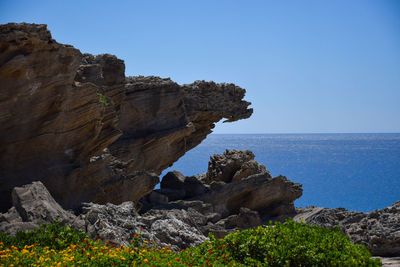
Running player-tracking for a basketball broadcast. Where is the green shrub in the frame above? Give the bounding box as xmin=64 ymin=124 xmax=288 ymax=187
xmin=193 ymin=218 xmax=381 ymax=266
xmin=97 ymin=92 xmax=109 ymax=107
xmin=0 ymin=221 xmax=87 ymax=250
xmin=0 ymin=219 xmax=382 ymax=266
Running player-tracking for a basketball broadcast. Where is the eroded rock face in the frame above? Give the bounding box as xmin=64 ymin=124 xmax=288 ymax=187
xmin=0 ymin=181 xmax=83 ymax=235
xmin=153 ymin=150 xmax=301 ymax=219
xmin=0 ymin=182 xmax=206 ymax=250
xmin=294 ymin=201 xmax=400 ymax=256
xmin=204 ymin=149 xmax=269 ymax=184
xmin=0 ymin=23 xmax=252 ymax=211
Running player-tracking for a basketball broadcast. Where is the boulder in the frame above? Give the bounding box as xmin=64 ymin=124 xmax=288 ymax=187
xmin=221 ymin=207 xmax=262 ymax=229
xmin=0 ymin=181 xmax=83 ymax=235
xmin=159 ymin=171 xmax=208 ymax=200
xmin=11 ymin=181 xmax=78 ymax=225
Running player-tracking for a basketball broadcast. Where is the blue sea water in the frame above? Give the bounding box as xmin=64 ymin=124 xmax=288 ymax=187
xmin=162 ymin=133 xmax=400 ymax=212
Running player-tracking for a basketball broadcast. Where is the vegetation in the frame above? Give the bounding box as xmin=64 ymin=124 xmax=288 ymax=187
xmin=97 ymin=92 xmax=109 ymax=107
xmin=0 ymin=219 xmax=381 ymax=266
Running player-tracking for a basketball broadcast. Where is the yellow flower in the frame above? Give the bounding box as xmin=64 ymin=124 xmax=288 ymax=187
xmin=144 ymin=259 xmax=148 ymax=263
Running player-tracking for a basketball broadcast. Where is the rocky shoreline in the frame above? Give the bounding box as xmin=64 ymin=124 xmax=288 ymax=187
xmin=0 ymin=23 xmax=399 ymax=264
xmin=1 ymin=150 xmax=399 ymax=258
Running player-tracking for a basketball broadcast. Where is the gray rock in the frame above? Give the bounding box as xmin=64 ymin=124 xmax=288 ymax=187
xmin=11 ymin=181 xmax=78 ymax=225
xmin=232 ymin=160 xmax=268 ymax=181
xmin=0 ymin=222 xmax=40 ymax=236
xmin=159 ymin=171 xmax=208 ymax=201
xmin=205 ymin=150 xmax=257 ymax=183
xmin=183 ymin=176 xmax=207 ymax=198
xmin=80 ymin=201 xmax=139 ymax=247
xmin=196 ymin=173 xmax=302 ymax=218
xmin=161 ymin=171 xmax=186 ymax=190
xmin=0 ymin=181 xmax=83 ymax=235
xmin=294 ymin=201 xmax=400 ymax=256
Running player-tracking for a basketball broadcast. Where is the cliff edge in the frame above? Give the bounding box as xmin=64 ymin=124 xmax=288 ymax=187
xmin=0 ymin=23 xmax=252 ymax=211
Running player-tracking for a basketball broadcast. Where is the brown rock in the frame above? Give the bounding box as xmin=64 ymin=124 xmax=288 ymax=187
xmin=196 ymin=173 xmax=302 ymax=218
xmin=204 ymin=149 xmax=269 ymax=184
xmin=159 ymin=171 xmax=208 ymax=200
xmin=0 ymin=23 xmax=252 ymax=211
xmin=232 ymin=160 xmax=268 ymax=181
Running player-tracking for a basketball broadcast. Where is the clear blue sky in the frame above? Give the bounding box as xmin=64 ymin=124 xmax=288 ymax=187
xmin=1 ymin=0 xmax=399 ymax=133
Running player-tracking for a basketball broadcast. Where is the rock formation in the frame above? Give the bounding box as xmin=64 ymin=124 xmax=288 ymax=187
xmin=153 ymin=150 xmax=301 ymax=219
xmin=0 ymin=182 xmax=83 ymax=235
xmin=1 ymin=150 xmax=303 ymax=250
xmin=0 ymin=23 xmax=252 ymax=211
xmin=2 ymin=22 xmax=398 ymax=260
xmin=294 ymin=202 xmax=400 ymax=257
xmin=142 ymin=149 xmax=303 ymax=237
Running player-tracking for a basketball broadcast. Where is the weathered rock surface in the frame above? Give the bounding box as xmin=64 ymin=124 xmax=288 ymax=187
xmin=0 ymin=182 xmax=206 ymax=250
xmin=0 ymin=23 xmax=252 ymax=211
xmin=159 ymin=170 xmax=208 ymax=201
xmin=153 ymin=150 xmax=302 ymax=219
xmin=204 ymin=149 xmax=269 ymax=184
xmin=294 ymin=201 xmax=400 ymax=256
xmin=0 ymin=181 xmax=83 ymax=235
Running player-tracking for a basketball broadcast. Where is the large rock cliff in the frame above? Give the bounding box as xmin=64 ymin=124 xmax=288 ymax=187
xmin=0 ymin=23 xmax=252 ymax=211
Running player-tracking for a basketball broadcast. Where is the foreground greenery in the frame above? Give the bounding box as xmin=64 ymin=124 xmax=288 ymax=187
xmin=0 ymin=219 xmax=381 ymax=266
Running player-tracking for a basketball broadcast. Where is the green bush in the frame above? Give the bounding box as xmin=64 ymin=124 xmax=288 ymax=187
xmin=193 ymin=218 xmax=381 ymax=266
xmin=0 ymin=221 xmax=87 ymax=250
xmin=97 ymin=92 xmax=109 ymax=107
xmin=0 ymin=219 xmax=381 ymax=266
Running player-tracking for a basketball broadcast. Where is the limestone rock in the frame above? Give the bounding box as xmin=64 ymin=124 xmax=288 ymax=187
xmin=11 ymin=181 xmax=78 ymax=225
xmin=140 ymin=208 xmax=207 ymax=249
xmin=204 ymin=149 xmax=270 ymax=184
xmin=0 ymin=181 xmax=83 ymax=235
xmin=182 ymin=82 xmax=253 ymax=152
xmin=220 ymin=207 xmax=262 ymax=230
xmin=294 ymin=201 xmax=400 ymax=256
xmin=159 ymin=171 xmax=208 ymax=200
xmin=197 ymin=173 xmax=302 ymax=218
xmin=232 ymin=160 xmax=268 ymax=181
xmin=154 ymin=150 xmax=302 ymax=219
xmin=0 ymin=23 xmax=252 ymax=211
xmin=0 ymin=23 xmax=124 ymax=211
xmin=80 ymin=202 xmax=140 ymax=247
xmin=161 ymin=171 xmax=186 ymax=190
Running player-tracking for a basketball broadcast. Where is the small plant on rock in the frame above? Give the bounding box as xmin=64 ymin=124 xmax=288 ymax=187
xmin=97 ymin=92 xmax=109 ymax=107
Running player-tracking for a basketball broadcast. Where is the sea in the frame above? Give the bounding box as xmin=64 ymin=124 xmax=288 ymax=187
xmin=161 ymin=133 xmax=400 ymax=212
